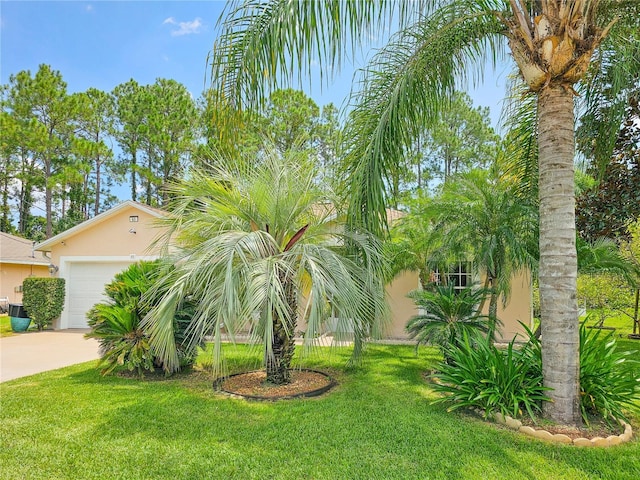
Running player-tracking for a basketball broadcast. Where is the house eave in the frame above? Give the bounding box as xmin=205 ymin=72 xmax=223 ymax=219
xmin=35 ymin=201 xmax=166 ymax=252
xmin=0 ymin=259 xmax=50 ymax=267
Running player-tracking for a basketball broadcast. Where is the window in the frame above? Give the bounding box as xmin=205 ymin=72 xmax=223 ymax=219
xmin=429 ymin=261 xmax=473 ymax=292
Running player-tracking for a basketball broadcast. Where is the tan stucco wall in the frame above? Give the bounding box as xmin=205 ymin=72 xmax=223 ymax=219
xmin=485 ymin=269 xmax=533 ymax=342
xmin=384 ymin=269 xmax=532 ymax=342
xmin=47 ymin=205 xmax=166 ymax=266
xmin=0 ymin=263 xmax=50 ymax=303
xmin=294 ymin=270 xmax=420 ymax=338
xmin=385 ymin=270 xmax=420 ymax=338
xmin=294 ymin=267 xmax=531 ymax=342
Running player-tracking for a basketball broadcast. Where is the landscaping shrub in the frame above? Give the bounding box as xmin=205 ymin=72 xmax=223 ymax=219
xmin=22 ymin=277 xmax=66 ymax=330
xmin=432 ymin=327 xmax=550 ymax=420
xmin=86 ymin=261 xmax=199 ymax=376
xmin=407 ymin=284 xmax=490 ymax=364
xmin=432 ymin=321 xmax=640 ymax=425
xmin=579 ymin=320 xmax=640 ymax=425
xmin=87 ymin=304 xmax=155 ymax=375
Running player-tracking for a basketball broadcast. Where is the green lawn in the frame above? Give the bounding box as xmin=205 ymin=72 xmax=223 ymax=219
xmin=582 ymin=309 xmax=639 ymax=335
xmin=1 ymin=343 xmax=639 ymax=480
xmin=0 ymin=314 xmax=12 ymax=337
xmin=0 ymin=313 xmax=40 ymax=337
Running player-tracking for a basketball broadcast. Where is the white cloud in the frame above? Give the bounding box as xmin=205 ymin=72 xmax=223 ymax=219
xmin=85 ymin=4 xmax=94 ymax=13
xmin=162 ymin=17 xmax=203 ymax=36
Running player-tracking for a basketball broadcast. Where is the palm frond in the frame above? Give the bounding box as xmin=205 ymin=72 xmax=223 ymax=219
xmin=577 ymin=236 xmax=636 ymax=283
xmin=342 ymin=2 xmax=506 ymax=236
xmin=578 ymin=15 xmax=640 ymax=178
xmin=499 ymin=74 xmax=539 ymax=200
xmin=143 ymin=149 xmax=388 ymax=375
xmin=210 ymin=0 xmax=433 ymax=106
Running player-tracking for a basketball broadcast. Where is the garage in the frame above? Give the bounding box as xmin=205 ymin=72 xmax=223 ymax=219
xmin=34 ymin=201 xmax=166 ymax=330
xmin=65 ymin=261 xmax=134 ymax=328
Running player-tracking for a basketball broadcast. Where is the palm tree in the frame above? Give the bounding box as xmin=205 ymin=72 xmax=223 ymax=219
xmin=387 ymin=193 xmax=444 ymax=289
xmin=432 ymin=168 xmax=537 ymax=339
xmin=209 ymin=0 xmax=639 ymax=425
xmin=142 ymin=150 xmax=387 ymax=384
xmin=86 ymin=260 xmax=200 ymax=376
xmin=407 ymin=284 xmax=490 ymax=363
xmin=577 ymin=236 xmax=635 ymax=278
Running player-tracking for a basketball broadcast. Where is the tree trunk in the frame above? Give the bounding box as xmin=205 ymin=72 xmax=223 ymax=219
xmin=266 ymin=314 xmax=297 ymax=384
xmin=488 ymin=281 xmax=498 ymax=342
xmin=538 ymin=86 xmax=580 ymax=425
xmin=1 ymin=173 xmax=10 ymax=231
xmin=633 ymin=288 xmax=639 ymax=336
xmin=45 ymin=159 xmax=53 ymax=239
xmin=265 ymin=278 xmax=298 ymax=385
xmin=94 ymin=132 xmax=101 ymax=216
xmin=131 ymin=151 xmax=137 ymax=202
xmin=418 ymin=268 xmax=429 ymax=290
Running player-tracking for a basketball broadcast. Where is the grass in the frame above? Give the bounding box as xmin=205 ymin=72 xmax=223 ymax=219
xmin=582 ymin=309 xmax=638 ymax=334
xmin=0 ymin=313 xmax=40 ymax=337
xmin=0 ymin=314 xmax=13 ymax=337
xmin=1 ymin=343 xmax=639 ymax=480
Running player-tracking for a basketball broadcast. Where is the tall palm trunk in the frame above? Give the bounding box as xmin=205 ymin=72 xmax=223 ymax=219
xmin=632 ymin=288 xmax=639 ymax=336
xmin=488 ymin=283 xmax=498 ymax=342
xmin=538 ymin=86 xmax=580 ymax=425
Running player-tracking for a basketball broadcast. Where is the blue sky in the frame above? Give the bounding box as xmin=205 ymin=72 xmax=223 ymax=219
xmin=1 ymin=0 xmax=510 ymax=127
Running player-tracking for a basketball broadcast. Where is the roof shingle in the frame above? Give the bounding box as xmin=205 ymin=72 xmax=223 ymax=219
xmin=0 ymin=232 xmax=50 ymax=265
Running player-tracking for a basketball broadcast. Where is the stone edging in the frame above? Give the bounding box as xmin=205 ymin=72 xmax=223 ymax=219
xmin=491 ymin=412 xmax=634 ymax=447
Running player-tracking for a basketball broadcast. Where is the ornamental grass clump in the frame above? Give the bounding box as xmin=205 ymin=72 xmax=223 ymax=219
xmin=432 ymin=321 xmax=640 ymax=426
xmin=431 ymin=327 xmax=550 ymax=421
xmin=579 ymin=320 xmax=640 ymax=426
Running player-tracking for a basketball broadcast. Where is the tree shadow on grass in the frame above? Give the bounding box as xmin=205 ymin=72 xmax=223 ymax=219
xmin=22 ymin=352 xmax=640 ymax=479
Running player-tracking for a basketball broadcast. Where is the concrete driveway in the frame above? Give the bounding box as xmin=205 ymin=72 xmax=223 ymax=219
xmin=0 ymin=330 xmax=100 ymax=382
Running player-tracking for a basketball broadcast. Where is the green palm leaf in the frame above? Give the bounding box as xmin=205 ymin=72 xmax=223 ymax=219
xmin=143 ymin=149 xmax=388 ymax=378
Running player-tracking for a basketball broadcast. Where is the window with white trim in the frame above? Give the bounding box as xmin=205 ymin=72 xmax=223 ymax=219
xmin=429 ymin=261 xmax=473 ymax=292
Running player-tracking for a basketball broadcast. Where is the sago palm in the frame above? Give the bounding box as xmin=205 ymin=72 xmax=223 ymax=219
xmin=143 ymin=150 xmax=388 ymax=384
xmin=209 ymin=0 xmax=639 ymax=424
xmin=407 ymin=284 xmax=490 ymax=363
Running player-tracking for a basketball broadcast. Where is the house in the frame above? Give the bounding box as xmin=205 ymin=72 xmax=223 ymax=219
xmin=0 ymin=232 xmax=51 ymax=304
xmin=36 ymin=201 xmax=532 ymax=341
xmin=35 ymin=201 xmax=165 ymax=329
xmin=365 ymin=209 xmax=533 ymax=343
xmin=395 ymin=266 xmax=533 ymax=342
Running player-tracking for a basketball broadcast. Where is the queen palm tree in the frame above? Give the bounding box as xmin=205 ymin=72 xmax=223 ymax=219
xmin=209 ymin=0 xmax=639 ymax=424
xmin=142 ymin=149 xmax=387 ymax=384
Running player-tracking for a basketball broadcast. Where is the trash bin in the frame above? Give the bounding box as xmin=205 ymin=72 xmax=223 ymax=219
xmin=8 ymin=303 xmax=28 ymax=318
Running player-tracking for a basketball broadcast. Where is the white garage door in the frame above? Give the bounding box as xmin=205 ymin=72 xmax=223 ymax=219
xmin=67 ymin=261 xmax=133 ymax=328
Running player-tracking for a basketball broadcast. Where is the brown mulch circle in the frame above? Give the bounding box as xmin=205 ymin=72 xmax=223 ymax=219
xmin=215 ymin=369 xmax=336 ymax=400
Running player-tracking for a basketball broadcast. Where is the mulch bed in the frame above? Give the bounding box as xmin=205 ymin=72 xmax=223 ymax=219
xmin=517 ymin=416 xmax=623 ymax=440
xmin=216 ymin=369 xmax=336 ymax=400
xmin=423 ymin=372 xmax=626 ymax=440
